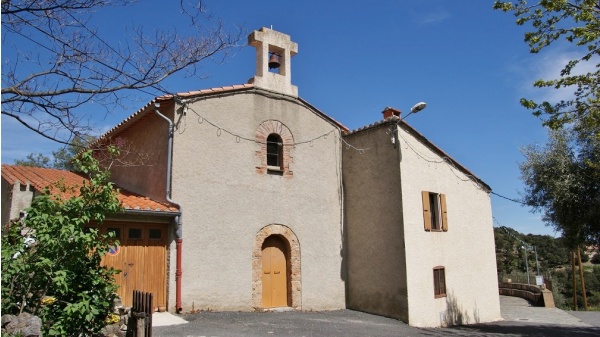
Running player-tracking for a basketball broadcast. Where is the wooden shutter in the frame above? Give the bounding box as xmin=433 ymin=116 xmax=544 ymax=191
xmin=440 ymin=194 xmax=448 ymax=232
xmin=422 ymin=191 xmax=431 ymax=231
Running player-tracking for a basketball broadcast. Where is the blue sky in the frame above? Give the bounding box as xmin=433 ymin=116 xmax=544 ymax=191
xmin=2 ymin=0 xmax=572 ymax=236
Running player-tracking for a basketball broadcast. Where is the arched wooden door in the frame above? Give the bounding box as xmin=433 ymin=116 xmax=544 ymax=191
xmin=262 ymin=235 xmax=288 ymax=308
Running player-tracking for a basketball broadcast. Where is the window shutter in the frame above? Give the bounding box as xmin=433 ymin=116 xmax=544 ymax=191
xmin=422 ymin=191 xmax=431 ymax=231
xmin=440 ymin=194 xmax=448 ymax=232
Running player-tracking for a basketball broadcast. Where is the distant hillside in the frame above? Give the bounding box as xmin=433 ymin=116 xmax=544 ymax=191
xmin=494 ymin=226 xmax=572 ymax=275
xmin=494 ymin=226 xmax=600 ymax=310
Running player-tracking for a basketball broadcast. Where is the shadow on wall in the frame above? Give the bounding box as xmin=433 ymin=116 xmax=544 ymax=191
xmin=444 ymin=292 xmax=480 ymax=327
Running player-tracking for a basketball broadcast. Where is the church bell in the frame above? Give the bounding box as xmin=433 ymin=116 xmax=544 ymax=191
xmin=268 ymin=53 xmax=281 ymax=69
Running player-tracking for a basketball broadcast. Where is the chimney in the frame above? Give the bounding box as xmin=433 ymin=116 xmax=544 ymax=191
xmin=382 ymin=107 xmax=402 ymax=119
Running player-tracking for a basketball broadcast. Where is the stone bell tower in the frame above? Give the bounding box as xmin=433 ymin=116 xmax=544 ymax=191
xmin=248 ymin=27 xmax=298 ymax=96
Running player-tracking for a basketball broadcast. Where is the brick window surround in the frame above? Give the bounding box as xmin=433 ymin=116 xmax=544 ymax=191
xmin=255 ymin=120 xmax=293 ymax=177
xmin=252 ymin=224 xmax=301 ymax=310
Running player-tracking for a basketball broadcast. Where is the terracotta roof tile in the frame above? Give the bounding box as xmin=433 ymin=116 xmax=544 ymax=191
xmin=1 ymin=165 xmax=179 ymax=213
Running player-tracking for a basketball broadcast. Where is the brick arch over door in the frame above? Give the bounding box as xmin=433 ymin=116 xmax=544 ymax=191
xmin=255 ymin=120 xmax=294 ymax=177
xmin=252 ymin=224 xmax=301 ymax=310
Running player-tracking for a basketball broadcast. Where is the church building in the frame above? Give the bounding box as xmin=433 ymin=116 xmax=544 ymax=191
xmin=1 ymin=28 xmax=500 ymax=327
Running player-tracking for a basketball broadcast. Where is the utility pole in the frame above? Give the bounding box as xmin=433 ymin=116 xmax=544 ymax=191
xmin=523 ymin=246 xmax=530 ymax=285
xmin=572 ymin=250 xmax=578 ymax=310
xmin=577 ymin=247 xmax=588 ymax=310
xmin=534 ymin=246 xmax=540 ymax=276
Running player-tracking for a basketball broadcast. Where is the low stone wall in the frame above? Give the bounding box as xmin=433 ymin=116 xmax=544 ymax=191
xmin=1 ymin=313 xmax=42 ymax=337
xmin=498 ymin=282 xmax=555 ymax=308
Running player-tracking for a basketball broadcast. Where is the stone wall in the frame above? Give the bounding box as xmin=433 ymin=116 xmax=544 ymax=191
xmin=498 ymin=282 xmax=555 ymax=308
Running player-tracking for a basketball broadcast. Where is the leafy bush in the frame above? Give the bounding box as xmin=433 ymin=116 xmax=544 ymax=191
xmin=1 ymin=150 xmax=123 ymax=336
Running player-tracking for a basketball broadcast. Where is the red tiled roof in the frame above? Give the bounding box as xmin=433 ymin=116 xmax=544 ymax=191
xmin=1 ymin=165 xmax=179 ymax=213
xmin=160 ymin=84 xmax=255 ymax=99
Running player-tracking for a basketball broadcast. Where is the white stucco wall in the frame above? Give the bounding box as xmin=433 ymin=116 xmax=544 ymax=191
xmin=397 ymin=125 xmax=501 ymax=327
xmin=170 ymin=89 xmax=345 ymax=312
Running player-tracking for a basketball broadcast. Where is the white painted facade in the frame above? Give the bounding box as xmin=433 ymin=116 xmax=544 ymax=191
xmin=164 ymin=28 xmax=346 ymax=312
xmin=168 ymin=90 xmax=346 ymax=311
xmin=343 ymin=115 xmax=501 ymax=327
xmin=398 ymin=123 xmax=501 ymax=327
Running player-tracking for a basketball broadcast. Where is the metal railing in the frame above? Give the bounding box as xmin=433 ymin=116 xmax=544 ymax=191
xmin=498 ymin=272 xmax=553 ymax=291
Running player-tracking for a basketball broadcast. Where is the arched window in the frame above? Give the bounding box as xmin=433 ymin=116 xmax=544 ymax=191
xmin=255 ymin=120 xmax=293 ymax=177
xmin=266 ymin=133 xmax=283 ymax=169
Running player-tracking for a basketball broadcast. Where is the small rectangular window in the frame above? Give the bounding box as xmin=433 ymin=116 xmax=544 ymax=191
xmin=434 ymin=266 xmax=446 ymax=298
xmin=429 ymin=193 xmax=441 ymax=230
xmin=149 ymin=229 xmax=162 ymax=240
xmin=128 ymin=228 xmax=142 ymax=239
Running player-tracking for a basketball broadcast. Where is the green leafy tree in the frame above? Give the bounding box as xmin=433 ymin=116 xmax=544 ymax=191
xmin=592 ymin=252 xmax=600 ymax=264
xmin=520 ymin=127 xmax=600 ymax=246
xmin=52 ymin=135 xmax=98 ymax=170
xmin=494 ymin=226 xmax=570 ymax=274
xmin=524 ymin=233 xmax=570 ymax=269
xmin=552 ymin=271 xmax=569 ymax=309
xmin=495 ymin=227 xmax=521 ymax=274
xmin=14 ymin=153 xmax=52 ymax=168
xmin=14 ymin=136 xmax=97 ymax=171
xmin=1 ymin=148 xmax=123 ymax=336
xmin=494 ymin=0 xmax=600 ymax=135
xmin=552 ymin=266 xmax=600 ymax=309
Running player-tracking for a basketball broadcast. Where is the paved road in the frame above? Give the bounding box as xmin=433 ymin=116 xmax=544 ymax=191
xmin=152 ymin=296 xmax=600 ymax=337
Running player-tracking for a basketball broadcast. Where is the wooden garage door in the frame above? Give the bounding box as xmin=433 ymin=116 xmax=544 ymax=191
xmin=100 ymin=223 xmax=167 ymax=310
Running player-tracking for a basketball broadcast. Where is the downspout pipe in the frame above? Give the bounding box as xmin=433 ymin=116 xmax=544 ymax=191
xmin=153 ymin=101 xmax=183 ymax=313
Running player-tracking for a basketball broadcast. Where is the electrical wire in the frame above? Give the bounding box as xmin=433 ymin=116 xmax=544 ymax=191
xmin=397 ymin=131 xmax=534 ymax=206
xmin=397 ymin=132 xmax=486 ymax=190
xmin=490 ymin=191 xmax=529 ymax=206
xmin=185 ymin=105 xmax=369 ymax=152
xmin=182 ymin=101 xmax=532 ymax=206
xmin=494 ymin=216 xmax=535 ymax=249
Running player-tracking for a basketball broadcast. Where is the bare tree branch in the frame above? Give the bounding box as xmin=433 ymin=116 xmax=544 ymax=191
xmin=2 ymin=0 xmax=244 ymax=144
